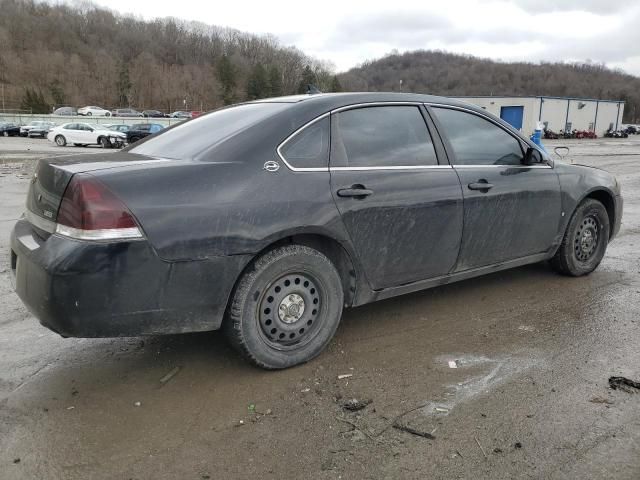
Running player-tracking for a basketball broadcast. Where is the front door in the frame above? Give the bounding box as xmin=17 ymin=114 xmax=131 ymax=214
xmin=330 ymin=104 xmax=464 ymax=289
xmin=429 ymin=106 xmax=562 ymax=271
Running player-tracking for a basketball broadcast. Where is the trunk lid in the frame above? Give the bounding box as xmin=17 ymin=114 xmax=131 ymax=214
xmin=26 ymin=152 xmax=165 ymax=223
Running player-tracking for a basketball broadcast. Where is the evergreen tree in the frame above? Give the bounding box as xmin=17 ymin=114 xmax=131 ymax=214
xmin=267 ymin=65 xmax=284 ymax=97
xmin=48 ymin=80 xmax=65 ymax=106
xmin=20 ymin=88 xmax=49 ymax=113
xmin=116 ymin=63 xmax=131 ymax=106
xmin=297 ymin=65 xmax=317 ymax=94
xmin=218 ymin=54 xmax=237 ymax=105
xmin=246 ymin=64 xmax=268 ymax=100
xmin=330 ymin=75 xmax=342 ymax=92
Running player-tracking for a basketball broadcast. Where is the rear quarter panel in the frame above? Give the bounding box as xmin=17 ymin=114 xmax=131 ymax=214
xmin=93 ymin=150 xmax=350 ymax=263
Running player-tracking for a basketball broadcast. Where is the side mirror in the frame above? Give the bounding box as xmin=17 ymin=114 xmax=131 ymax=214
xmin=523 ymin=147 xmax=544 ymax=166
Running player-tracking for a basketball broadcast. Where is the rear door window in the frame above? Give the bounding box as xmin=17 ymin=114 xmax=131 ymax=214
xmin=432 ymin=107 xmax=524 ymax=166
xmin=331 ymin=106 xmax=438 ymax=168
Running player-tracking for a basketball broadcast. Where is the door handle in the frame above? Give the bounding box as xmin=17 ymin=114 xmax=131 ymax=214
xmin=337 ymin=186 xmax=373 ymax=198
xmin=468 ymin=180 xmax=494 ymax=191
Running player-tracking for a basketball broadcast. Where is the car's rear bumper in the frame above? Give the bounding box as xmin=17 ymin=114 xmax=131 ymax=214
xmin=10 ymin=218 xmax=249 ymax=337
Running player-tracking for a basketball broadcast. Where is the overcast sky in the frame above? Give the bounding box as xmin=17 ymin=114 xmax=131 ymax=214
xmin=91 ymin=0 xmax=640 ymax=75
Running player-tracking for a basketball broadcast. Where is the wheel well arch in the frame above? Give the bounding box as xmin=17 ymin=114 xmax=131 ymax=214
xmin=231 ymin=233 xmax=360 ymax=310
xmin=584 ymin=189 xmax=615 ymax=239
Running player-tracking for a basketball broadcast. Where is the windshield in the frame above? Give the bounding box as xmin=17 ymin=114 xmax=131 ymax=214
xmin=128 ymin=103 xmax=289 ymax=160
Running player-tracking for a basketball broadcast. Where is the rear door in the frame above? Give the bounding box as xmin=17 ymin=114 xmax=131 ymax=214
xmin=429 ymin=105 xmax=562 ymax=271
xmin=330 ymin=104 xmax=464 ymax=289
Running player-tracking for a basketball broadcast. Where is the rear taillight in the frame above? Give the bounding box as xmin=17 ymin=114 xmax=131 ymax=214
xmin=56 ymin=175 xmax=143 ymax=241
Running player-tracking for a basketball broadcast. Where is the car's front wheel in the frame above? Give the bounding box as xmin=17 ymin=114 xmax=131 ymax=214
xmin=550 ymin=198 xmax=610 ymax=276
xmin=225 ymin=245 xmax=344 ymax=369
xmin=100 ymin=137 xmax=111 ymax=148
xmin=54 ymin=135 xmax=66 ymax=146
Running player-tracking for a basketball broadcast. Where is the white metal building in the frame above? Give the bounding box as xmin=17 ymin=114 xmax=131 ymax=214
xmin=451 ymin=96 xmax=625 ymax=136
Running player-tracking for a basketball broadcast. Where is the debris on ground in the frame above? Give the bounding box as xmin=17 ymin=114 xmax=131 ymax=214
xmin=341 ymin=398 xmax=372 ymax=412
xmin=609 ymin=376 xmax=640 ymax=393
xmin=134 ymin=401 xmax=141 ymax=407
xmin=448 ymin=360 xmax=459 ymax=368
xmin=301 ymin=388 xmax=311 ymax=393
xmin=159 ymin=366 xmax=181 ymax=385
xmin=589 ymin=396 xmax=614 ymax=404
xmin=434 ymin=407 xmax=449 ymax=414
xmin=493 ymin=448 xmax=503 ymax=454
xmin=392 ymin=423 xmax=435 ymax=440
xmin=514 ymin=442 xmax=523 ymax=449
xmin=247 ymin=404 xmax=256 ymax=414
xmin=337 ymin=374 xmax=353 ymax=380
xmin=13 ymin=458 xmax=20 ymax=464
xmin=475 ymin=436 xmax=488 ymax=458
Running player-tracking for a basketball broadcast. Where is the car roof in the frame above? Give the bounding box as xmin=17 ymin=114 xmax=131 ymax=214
xmin=252 ymin=92 xmax=475 ymax=109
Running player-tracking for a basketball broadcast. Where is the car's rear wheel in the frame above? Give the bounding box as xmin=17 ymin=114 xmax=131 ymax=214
xmin=54 ymin=135 xmax=66 ymax=146
xmin=225 ymin=245 xmax=344 ymax=369
xmin=550 ymin=198 xmax=610 ymax=276
xmin=87 ymin=112 xmax=92 ymax=116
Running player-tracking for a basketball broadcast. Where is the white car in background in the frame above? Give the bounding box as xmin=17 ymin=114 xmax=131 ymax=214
xmin=77 ymin=106 xmax=111 ymax=117
xmin=47 ymin=122 xmax=126 ymax=148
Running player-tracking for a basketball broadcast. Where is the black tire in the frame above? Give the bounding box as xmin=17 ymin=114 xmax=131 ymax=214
xmin=129 ymin=136 xmax=140 ymax=143
xmin=550 ymin=198 xmax=610 ymax=276
xmin=225 ymin=245 xmax=344 ymax=369
xmin=87 ymin=112 xmax=92 ymax=116
xmin=55 ymin=135 xmax=66 ymax=146
xmin=100 ymin=137 xmax=111 ymax=148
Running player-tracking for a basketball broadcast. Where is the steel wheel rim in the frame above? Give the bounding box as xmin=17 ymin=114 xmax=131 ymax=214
xmin=257 ymin=271 xmax=324 ymax=351
xmin=574 ymin=215 xmax=599 ymax=262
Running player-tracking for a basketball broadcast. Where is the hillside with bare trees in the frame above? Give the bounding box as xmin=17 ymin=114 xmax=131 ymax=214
xmin=339 ymin=50 xmax=640 ymax=123
xmin=0 ymin=0 xmax=337 ymax=113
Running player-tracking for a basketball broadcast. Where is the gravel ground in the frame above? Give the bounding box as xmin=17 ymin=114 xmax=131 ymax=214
xmin=0 ymin=137 xmax=639 ymax=479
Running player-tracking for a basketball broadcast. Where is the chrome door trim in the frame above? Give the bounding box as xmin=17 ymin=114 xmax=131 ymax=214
xmin=330 ymin=165 xmax=452 ymax=172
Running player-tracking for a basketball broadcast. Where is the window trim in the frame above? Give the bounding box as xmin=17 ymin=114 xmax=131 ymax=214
xmin=277 ymin=112 xmax=330 ymax=172
xmin=329 ymin=102 xmax=446 ymax=171
xmin=426 ymin=103 xmax=553 ymax=169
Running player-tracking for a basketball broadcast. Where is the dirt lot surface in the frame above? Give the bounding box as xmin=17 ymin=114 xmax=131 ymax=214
xmin=1 ymin=137 xmax=639 ymax=479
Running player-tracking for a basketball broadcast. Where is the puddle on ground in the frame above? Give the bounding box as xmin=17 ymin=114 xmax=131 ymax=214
xmin=423 ymin=353 xmax=542 ymax=418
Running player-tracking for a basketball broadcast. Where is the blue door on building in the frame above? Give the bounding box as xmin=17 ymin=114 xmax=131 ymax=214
xmin=500 ymin=106 xmax=524 ymax=130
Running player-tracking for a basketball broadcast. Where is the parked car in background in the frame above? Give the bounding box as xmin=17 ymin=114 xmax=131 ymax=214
xmin=105 ymin=124 xmax=131 ymax=133
xmin=53 ymin=106 xmax=77 ymax=116
xmin=78 ymin=106 xmax=111 ymax=117
xmin=623 ymin=125 xmax=637 ymax=135
xmin=0 ymin=121 xmax=20 ymax=136
xmin=169 ymin=111 xmax=192 ymax=119
xmin=142 ymin=110 xmax=167 ymax=118
xmin=112 ymin=108 xmax=143 ymax=117
xmin=190 ymin=111 xmax=203 ymax=118
xmin=47 ymin=122 xmax=126 ymax=148
xmin=20 ymin=121 xmax=56 ymax=137
xmin=27 ymin=121 xmax=57 ymax=138
xmin=10 ymin=93 xmax=623 ymax=369
xmin=126 ymin=123 xmax=164 ymax=143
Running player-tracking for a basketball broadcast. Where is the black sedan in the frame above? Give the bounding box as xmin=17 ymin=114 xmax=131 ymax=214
xmin=0 ymin=121 xmax=20 ymax=136
xmin=126 ymin=123 xmax=164 ymax=143
xmin=10 ymin=93 xmax=623 ymax=369
xmin=142 ymin=110 xmax=167 ymax=118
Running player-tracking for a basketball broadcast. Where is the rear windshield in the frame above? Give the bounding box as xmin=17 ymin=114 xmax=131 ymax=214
xmin=128 ymin=103 xmax=289 ymax=160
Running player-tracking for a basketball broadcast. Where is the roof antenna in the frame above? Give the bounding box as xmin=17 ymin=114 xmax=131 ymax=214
xmin=306 ymin=84 xmax=322 ymax=94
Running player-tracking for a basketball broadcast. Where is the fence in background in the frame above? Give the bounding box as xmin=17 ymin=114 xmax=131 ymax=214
xmin=0 ymin=114 xmax=185 ymax=128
